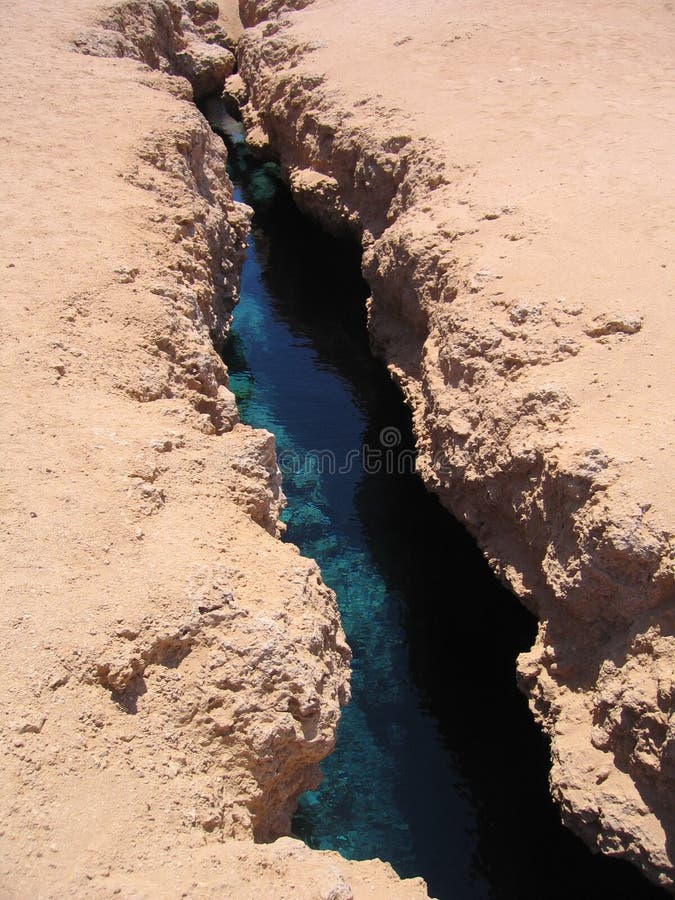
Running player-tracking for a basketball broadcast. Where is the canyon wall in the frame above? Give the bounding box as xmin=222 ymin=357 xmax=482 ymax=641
xmin=237 ymin=0 xmax=675 ymax=889
xmin=0 ymin=0 xmax=428 ymax=895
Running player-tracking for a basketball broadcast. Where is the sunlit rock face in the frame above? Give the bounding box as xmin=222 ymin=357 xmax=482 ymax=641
xmin=237 ymin=0 xmax=675 ymax=889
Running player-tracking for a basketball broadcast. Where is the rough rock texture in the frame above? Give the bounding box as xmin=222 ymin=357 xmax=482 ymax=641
xmin=239 ymin=0 xmax=314 ymax=27
xmin=0 ymin=0 xmax=429 ymax=895
xmin=73 ymin=0 xmax=238 ymax=99
xmin=237 ymin=0 xmax=675 ymax=889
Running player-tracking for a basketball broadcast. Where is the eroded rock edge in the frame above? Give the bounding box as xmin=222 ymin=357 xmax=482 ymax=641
xmin=236 ymin=1 xmax=674 ymax=889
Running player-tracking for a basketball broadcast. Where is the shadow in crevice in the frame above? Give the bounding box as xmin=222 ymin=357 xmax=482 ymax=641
xmin=110 ymin=675 xmax=148 ymax=715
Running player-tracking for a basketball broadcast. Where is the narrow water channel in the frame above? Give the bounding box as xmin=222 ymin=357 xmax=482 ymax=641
xmin=205 ymin=108 xmax=664 ymax=900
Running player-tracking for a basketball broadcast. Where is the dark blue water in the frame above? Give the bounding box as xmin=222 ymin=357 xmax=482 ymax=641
xmin=207 ymin=111 xmax=665 ymax=900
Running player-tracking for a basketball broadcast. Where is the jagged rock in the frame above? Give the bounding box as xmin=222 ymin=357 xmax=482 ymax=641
xmin=0 ymin=0 xmax=429 ymax=896
xmin=238 ymin=0 xmax=675 ymax=889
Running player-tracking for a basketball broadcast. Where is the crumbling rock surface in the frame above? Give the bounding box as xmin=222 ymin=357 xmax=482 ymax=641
xmin=238 ymin=0 xmax=674 ymax=889
xmin=0 ymin=0 xmax=429 ymax=896
xmin=73 ymin=0 xmax=237 ymax=98
xmin=239 ymin=0 xmax=314 ymax=27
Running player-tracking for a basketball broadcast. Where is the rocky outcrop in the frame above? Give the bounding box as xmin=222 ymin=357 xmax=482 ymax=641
xmin=237 ymin=0 xmax=674 ymax=889
xmin=2 ymin=0 xmax=352 ymax=846
xmin=0 ymin=0 xmax=431 ymax=895
xmin=73 ymin=0 xmax=238 ymax=98
xmin=239 ymin=0 xmax=314 ymax=27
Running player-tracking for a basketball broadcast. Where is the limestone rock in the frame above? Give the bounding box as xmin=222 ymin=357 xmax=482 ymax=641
xmin=0 ymin=0 xmax=428 ymax=895
xmin=238 ymin=0 xmax=675 ymax=888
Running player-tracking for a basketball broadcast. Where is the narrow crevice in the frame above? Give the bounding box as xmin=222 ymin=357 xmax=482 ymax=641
xmin=201 ymin=101 xmax=665 ymax=900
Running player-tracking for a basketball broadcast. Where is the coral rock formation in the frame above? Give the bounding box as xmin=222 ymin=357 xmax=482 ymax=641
xmin=0 ymin=0 xmax=429 ymax=895
xmin=237 ymin=0 xmax=674 ymax=889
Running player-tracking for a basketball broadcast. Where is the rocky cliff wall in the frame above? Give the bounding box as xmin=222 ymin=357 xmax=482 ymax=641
xmin=0 ymin=0 xmax=429 ymax=895
xmin=237 ymin=0 xmax=674 ymax=889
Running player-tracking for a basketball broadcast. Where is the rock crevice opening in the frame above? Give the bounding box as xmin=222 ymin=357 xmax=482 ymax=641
xmin=235 ymin=0 xmax=674 ymax=888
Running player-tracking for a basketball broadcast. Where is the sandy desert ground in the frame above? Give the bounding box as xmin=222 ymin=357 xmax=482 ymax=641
xmin=0 ymin=0 xmax=672 ymax=894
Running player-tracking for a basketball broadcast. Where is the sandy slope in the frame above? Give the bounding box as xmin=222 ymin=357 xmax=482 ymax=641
xmin=0 ymin=0 xmax=428 ymax=895
xmin=236 ymin=0 xmax=674 ymax=888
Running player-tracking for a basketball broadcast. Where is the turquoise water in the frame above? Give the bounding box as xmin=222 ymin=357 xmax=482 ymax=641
xmin=208 ymin=112 xmax=665 ymax=900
